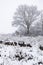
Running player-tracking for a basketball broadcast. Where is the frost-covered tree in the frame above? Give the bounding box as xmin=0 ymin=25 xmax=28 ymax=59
xmin=29 ymin=14 xmax=42 ymax=35
xmin=41 ymin=11 xmax=43 ymax=35
xmin=14 ymin=25 xmax=27 ymax=35
xmin=12 ymin=5 xmax=40 ymax=35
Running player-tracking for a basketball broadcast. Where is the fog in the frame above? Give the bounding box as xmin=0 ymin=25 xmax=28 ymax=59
xmin=0 ymin=0 xmax=43 ymax=34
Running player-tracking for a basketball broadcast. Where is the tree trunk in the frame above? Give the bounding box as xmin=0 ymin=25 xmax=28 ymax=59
xmin=27 ymin=26 xmax=29 ymax=34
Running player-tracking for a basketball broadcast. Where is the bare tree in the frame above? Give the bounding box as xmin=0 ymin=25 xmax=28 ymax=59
xmin=12 ymin=5 xmax=40 ymax=35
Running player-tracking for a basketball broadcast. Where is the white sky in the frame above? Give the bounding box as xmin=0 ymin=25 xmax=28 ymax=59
xmin=0 ymin=0 xmax=43 ymax=34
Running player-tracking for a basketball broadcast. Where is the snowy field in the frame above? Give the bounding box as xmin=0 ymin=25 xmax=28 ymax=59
xmin=0 ymin=36 xmax=43 ymax=65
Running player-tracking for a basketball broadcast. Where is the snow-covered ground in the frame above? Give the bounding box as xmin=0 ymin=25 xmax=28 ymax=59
xmin=0 ymin=36 xmax=43 ymax=65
